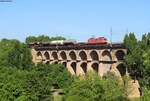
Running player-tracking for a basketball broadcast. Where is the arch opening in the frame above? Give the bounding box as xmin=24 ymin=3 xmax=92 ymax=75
xmin=69 ymin=51 xmax=76 ymax=60
xmin=102 ymin=50 xmax=111 ymax=61
xmin=116 ymin=64 xmax=126 ymax=76
xmin=37 ymin=51 xmax=42 ymax=60
xmin=71 ymin=62 xmax=76 ymax=74
xmin=92 ymin=63 xmax=99 ymax=72
xmin=52 ymin=52 xmax=58 ymax=60
xmin=90 ymin=51 xmax=99 ymax=60
xmin=44 ymin=51 xmax=50 ymax=60
xmin=54 ymin=61 xmax=58 ymax=64
xmin=62 ymin=62 xmax=67 ymax=67
xmin=116 ymin=50 xmax=125 ymax=60
xmin=60 ymin=51 xmax=67 ymax=60
xmin=46 ymin=61 xmax=50 ymax=64
xmin=79 ymin=51 xmax=87 ymax=60
xmin=81 ymin=62 xmax=87 ymax=73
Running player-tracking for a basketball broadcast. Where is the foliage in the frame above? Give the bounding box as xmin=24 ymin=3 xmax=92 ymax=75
xmin=26 ymin=35 xmax=66 ymax=43
xmin=0 ymin=39 xmax=33 ymax=70
xmin=1 ymin=32 xmax=150 ymax=101
xmin=132 ymin=89 xmax=150 ymax=101
xmin=23 ymin=70 xmax=53 ymax=101
xmin=0 ymin=39 xmax=19 ymax=66
xmin=63 ymin=71 xmax=127 ymax=101
xmin=124 ymin=32 xmax=150 ymax=90
xmin=0 ymin=66 xmax=27 ymax=101
xmin=139 ymin=89 xmax=150 ymax=101
xmin=124 ymin=33 xmax=143 ymax=79
xmin=33 ymin=63 xmax=75 ymax=89
xmin=0 ymin=62 xmax=75 ymax=101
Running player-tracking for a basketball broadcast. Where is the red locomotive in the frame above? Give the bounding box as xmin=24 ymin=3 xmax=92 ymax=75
xmin=88 ymin=37 xmax=108 ymax=44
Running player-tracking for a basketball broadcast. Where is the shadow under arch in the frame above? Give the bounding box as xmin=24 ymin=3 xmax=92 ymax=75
xmin=116 ymin=50 xmax=125 ymax=61
xmin=102 ymin=50 xmax=112 ymax=61
xmin=60 ymin=51 xmax=67 ymax=60
xmin=80 ymin=62 xmax=87 ymax=74
xmin=91 ymin=63 xmax=99 ymax=72
xmin=52 ymin=52 xmax=58 ymax=60
xmin=79 ymin=51 xmax=87 ymax=60
xmin=90 ymin=51 xmax=99 ymax=60
xmin=44 ymin=51 xmax=50 ymax=60
xmin=37 ymin=51 xmax=42 ymax=59
xmin=62 ymin=62 xmax=67 ymax=67
xmin=71 ymin=62 xmax=76 ymax=74
xmin=69 ymin=51 xmax=76 ymax=60
xmin=116 ymin=63 xmax=126 ymax=76
xmin=54 ymin=61 xmax=58 ymax=64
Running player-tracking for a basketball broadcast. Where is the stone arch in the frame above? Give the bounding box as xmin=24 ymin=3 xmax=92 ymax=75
xmin=69 ymin=51 xmax=77 ymax=60
xmin=52 ymin=52 xmax=58 ymax=60
xmin=60 ymin=51 xmax=67 ymax=60
xmin=37 ymin=51 xmax=42 ymax=60
xmin=71 ymin=62 xmax=76 ymax=74
xmin=116 ymin=50 xmax=125 ymax=60
xmin=116 ymin=63 xmax=126 ymax=76
xmin=102 ymin=50 xmax=112 ymax=61
xmin=90 ymin=51 xmax=99 ymax=60
xmin=44 ymin=51 xmax=50 ymax=60
xmin=62 ymin=62 xmax=67 ymax=67
xmin=79 ymin=51 xmax=87 ymax=60
xmin=54 ymin=61 xmax=58 ymax=64
xmin=80 ymin=62 xmax=87 ymax=74
xmin=46 ymin=61 xmax=50 ymax=64
xmin=91 ymin=63 xmax=99 ymax=72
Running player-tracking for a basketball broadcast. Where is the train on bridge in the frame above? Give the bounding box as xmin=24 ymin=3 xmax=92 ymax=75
xmin=27 ymin=37 xmax=112 ymax=47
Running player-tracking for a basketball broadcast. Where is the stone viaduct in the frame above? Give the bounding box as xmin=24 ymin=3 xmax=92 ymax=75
xmin=29 ymin=42 xmax=126 ymax=77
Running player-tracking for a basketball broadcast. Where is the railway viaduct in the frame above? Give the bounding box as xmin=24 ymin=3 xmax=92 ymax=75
xmin=29 ymin=43 xmax=127 ymax=77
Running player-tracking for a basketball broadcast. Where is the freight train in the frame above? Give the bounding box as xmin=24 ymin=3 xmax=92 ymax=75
xmin=27 ymin=37 xmax=108 ymax=47
xmin=27 ymin=40 xmax=76 ymax=47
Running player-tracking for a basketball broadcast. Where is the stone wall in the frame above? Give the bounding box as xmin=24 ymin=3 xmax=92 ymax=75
xmin=31 ymin=48 xmax=126 ymax=77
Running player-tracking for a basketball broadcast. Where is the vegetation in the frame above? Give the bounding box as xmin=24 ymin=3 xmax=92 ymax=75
xmin=124 ymin=33 xmax=150 ymax=101
xmin=0 ymin=33 xmax=150 ymax=101
xmin=63 ymin=72 xmax=127 ymax=101
xmin=124 ymin=33 xmax=150 ymax=88
xmin=26 ymin=35 xmax=66 ymax=43
xmin=0 ymin=37 xmax=74 ymax=101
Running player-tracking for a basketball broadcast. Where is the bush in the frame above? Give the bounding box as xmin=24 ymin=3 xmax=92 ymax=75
xmin=63 ymin=71 xmax=127 ymax=101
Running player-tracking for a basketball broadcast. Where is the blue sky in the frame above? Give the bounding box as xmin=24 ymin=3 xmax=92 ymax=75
xmin=0 ymin=0 xmax=150 ymax=42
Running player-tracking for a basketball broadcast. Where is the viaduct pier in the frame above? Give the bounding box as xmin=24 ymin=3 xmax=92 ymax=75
xmin=28 ymin=42 xmax=126 ymax=77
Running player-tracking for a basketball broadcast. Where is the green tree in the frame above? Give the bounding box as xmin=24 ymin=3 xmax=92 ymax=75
xmin=124 ymin=33 xmax=143 ymax=82
xmin=20 ymin=43 xmax=33 ymax=70
xmin=63 ymin=71 xmax=126 ymax=101
xmin=7 ymin=42 xmax=33 ymax=70
xmin=0 ymin=66 xmax=27 ymax=101
xmin=34 ymin=63 xmax=75 ymax=89
xmin=142 ymin=50 xmax=150 ymax=88
xmin=26 ymin=35 xmax=66 ymax=43
xmin=7 ymin=41 xmax=22 ymax=68
xmin=0 ymin=39 xmax=20 ymax=66
xmin=124 ymin=32 xmax=150 ymax=91
xmin=23 ymin=70 xmax=53 ymax=101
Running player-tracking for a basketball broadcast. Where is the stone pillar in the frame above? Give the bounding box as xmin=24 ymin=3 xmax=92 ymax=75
xmin=76 ymin=61 xmax=83 ymax=76
xmin=111 ymin=50 xmax=117 ymax=61
xmin=99 ymin=50 xmax=103 ymax=61
xmin=67 ymin=61 xmax=75 ymax=75
xmin=31 ymin=48 xmax=36 ymax=63
xmin=87 ymin=62 xmax=92 ymax=72
xmin=111 ymin=63 xmax=121 ymax=77
xmin=99 ymin=63 xmax=103 ymax=77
